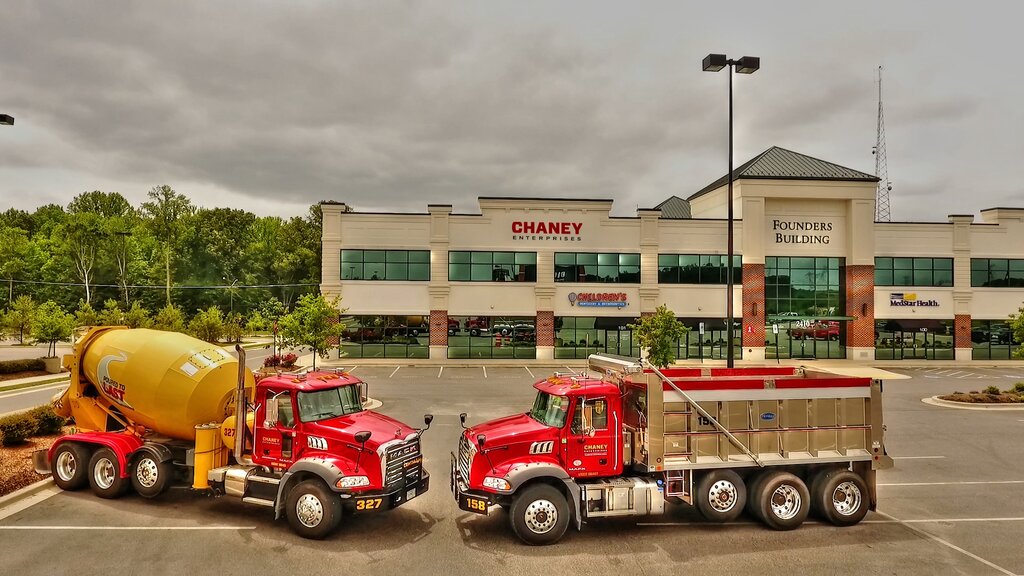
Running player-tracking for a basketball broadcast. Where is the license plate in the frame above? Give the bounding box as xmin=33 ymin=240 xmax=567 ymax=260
xmin=459 ymin=493 xmax=489 ymax=515
xmin=406 ymin=488 xmax=417 ymax=501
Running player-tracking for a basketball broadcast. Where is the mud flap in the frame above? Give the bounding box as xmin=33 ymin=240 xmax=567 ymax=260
xmin=32 ymin=449 xmax=51 ymax=475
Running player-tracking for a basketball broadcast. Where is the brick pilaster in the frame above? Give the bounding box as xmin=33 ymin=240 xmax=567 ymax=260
xmin=536 ymin=311 xmax=554 ymax=347
xmin=742 ymin=263 xmax=766 ymax=347
xmin=846 ymin=265 xmax=875 ymax=347
xmin=955 ymin=314 xmax=972 ymax=348
xmin=429 ymin=310 xmax=448 ymax=346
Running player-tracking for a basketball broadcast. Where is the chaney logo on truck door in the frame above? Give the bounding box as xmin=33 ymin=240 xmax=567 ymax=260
xmin=529 ymin=441 xmax=554 ymax=455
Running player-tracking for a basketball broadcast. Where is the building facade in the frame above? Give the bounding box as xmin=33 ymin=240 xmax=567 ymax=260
xmin=321 ymin=147 xmax=1024 ymax=362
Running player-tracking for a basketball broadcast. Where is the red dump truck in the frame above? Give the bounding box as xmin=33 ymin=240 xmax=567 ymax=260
xmin=452 ymin=354 xmax=892 ymax=544
xmin=35 ymin=327 xmax=430 ymax=539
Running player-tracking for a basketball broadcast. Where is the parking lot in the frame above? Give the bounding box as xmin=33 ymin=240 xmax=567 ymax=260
xmin=2 ymin=365 xmax=1023 ymax=576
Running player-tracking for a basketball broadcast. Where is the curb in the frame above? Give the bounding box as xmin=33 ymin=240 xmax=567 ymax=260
xmin=922 ymin=396 xmax=1024 ymax=411
xmin=0 ymin=477 xmax=54 ymax=508
xmin=0 ymin=376 xmax=70 ymax=393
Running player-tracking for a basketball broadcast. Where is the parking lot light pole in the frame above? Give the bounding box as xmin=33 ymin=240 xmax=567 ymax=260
xmin=702 ymin=54 xmax=759 ymax=368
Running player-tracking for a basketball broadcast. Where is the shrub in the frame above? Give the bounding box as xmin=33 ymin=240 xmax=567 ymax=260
xmin=263 ymin=354 xmax=282 ymax=368
xmin=0 ymin=412 xmax=35 ymax=446
xmin=189 ymin=307 xmax=225 ymax=342
xmin=152 ymin=303 xmax=186 ymax=332
xmin=984 ymin=385 xmax=1001 ymax=395
xmin=25 ymin=405 xmax=67 ymax=435
xmin=0 ymin=358 xmax=46 ymax=374
xmin=281 ymin=353 xmax=298 ymax=368
xmin=1013 ymin=382 xmax=1024 ymax=394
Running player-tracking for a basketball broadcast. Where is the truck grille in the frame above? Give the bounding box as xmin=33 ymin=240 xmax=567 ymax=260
xmin=384 ymin=439 xmax=422 ymax=487
xmin=458 ymin=435 xmax=473 ymax=482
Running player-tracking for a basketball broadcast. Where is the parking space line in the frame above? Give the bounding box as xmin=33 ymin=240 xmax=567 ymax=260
xmin=389 ymin=366 xmax=401 ymax=378
xmin=864 ymin=517 xmax=1024 ymax=524
xmin=874 ymin=511 xmax=1016 ymax=576
xmin=891 ymin=456 xmax=946 ymax=460
xmin=438 ymin=367 xmax=444 ymax=379
xmin=0 ymin=526 xmax=257 ymax=530
xmin=878 ymin=480 xmax=1024 ymax=487
xmin=524 ymin=366 xmax=535 ymax=378
xmin=482 ymin=366 xmax=487 ymax=379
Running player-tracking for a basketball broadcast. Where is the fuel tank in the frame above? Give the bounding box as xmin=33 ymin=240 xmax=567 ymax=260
xmin=74 ymin=328 xmax=254 ymax=440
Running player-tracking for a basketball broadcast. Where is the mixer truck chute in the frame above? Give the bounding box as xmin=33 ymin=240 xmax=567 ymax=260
xmin=34 ymin=327 xmax=431 ymax=539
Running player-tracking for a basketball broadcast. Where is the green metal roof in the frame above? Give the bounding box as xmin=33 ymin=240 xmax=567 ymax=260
xmin=687 ymin=146 xmax=879 ymax=202
xmin=654 ymin=195 xmax=692 ymax=219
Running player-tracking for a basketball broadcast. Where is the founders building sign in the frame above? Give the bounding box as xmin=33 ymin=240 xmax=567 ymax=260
xmin=771 ymin=219 xmax=834 ymax=245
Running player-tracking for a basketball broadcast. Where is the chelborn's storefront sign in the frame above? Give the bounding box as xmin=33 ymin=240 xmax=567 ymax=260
xmin=511 ymin=220 xmax=583 ymax=242
xmin=568 ymin=292 xmax=628 ymax=309
xmin=889 ymin=292 xmax=940 ymax=307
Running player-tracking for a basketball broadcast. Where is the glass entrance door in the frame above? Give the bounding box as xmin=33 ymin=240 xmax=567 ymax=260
xmin=605 ymin=329 xmax=634 ymax=357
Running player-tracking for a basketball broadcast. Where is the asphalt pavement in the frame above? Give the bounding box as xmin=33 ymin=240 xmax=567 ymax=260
xmin=1 ymin=365 xmax=1023 ymax=576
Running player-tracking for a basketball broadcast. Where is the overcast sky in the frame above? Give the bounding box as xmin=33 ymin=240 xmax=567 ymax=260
xmin=1 ymin=1 xmax=1022 ymax=221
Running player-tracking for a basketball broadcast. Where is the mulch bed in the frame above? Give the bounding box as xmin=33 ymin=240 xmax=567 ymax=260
xmin=0 ymin=371 xmax=49 ymax=383
xmin=0 ymin=434 xmax=62 ymax=497
xmin=938 ymin=392 xmax=1024 ymax=404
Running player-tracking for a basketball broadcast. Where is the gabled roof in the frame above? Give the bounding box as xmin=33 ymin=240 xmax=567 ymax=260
xmin=654 ymin=195 xmax=692 ymax=219
xmin=687 ymin=146 xmax=879 ymax=201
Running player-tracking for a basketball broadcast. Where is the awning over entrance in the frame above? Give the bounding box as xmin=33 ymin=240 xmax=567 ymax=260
xmin=880 ymin=319 xmax=946 ymax=332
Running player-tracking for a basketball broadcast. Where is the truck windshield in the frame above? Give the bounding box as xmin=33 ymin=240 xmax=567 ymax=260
xmin=297 ymin=385 xmax=363 ymax=423
xmin=528 ymin=392 xmax=570 ymax=428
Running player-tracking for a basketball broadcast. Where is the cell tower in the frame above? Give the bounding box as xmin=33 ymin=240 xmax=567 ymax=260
xmin=873 ymin=66 xmax=892 ymax=222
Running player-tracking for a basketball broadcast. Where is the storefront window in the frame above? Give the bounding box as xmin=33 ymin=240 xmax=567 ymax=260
xmin=971 ymin=320 xmax=1022 ymax=359
xmin=658 ymin=255 xmax=742 ymax=284
xmin=874 ymin=319 xmax=955 ymax=360
xmin=554 ymin=253 xmax=640 ymax=283
xmin=765 ymin=256 xmax=845 ymax=359
xmin=448 ymin=251 xmax=537 ymax=282
xmin=338 ymin=315 xmax=429 ymax=358
xmin=874 ymin=257 xmax=953 ymax=287
xmin=673 ymin=319 xmax=741 ymax=360
xmin=341 ymin=250 xmax=430 ymax=281
xmin=971 ymin=259 xmax=1024 ymax=287
xmin=447 ymin=316 xmax=536 ymax=358
xmin=554 ymin=317 xmax=740 ymax=360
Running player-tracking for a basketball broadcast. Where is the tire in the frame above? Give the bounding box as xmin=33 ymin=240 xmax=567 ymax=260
xmin=509 ymin=484 xmax=570 ymax=545
xmin=51 ymin=443 xmax=91 ymax=491
xmin=745 ymin=472 xmax=768 ymax=522
xmin=448 ymin=329 xmax=455 ymax=336
xmin=131 ymin=453 xmax=173 ymax=498
xmin=813 ymin=470 xmax=869 ymax=527
xmin=756 ymin=471 xmax=809 ymax=531
xmin=285 ymin=479 xmax=342 ymax=540
xmin=470 ymin=329 xmax=479 ymax=337
xmin=88 ymin=448 xmax=129 ymax=499
xmin=695 ymin=470 xmax=746 ymax=522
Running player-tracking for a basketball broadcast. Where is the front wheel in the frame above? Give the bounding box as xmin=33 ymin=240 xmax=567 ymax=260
xmin=509 ymin=484 xmax=570 ymax=545
xmin=285 ymin=480 xmax=342 ymax=539
xmin=51 ymin=443 xmax=91 ymax=491
xmin=88 ymin=448 xmax=129 ymax=499
xmin=695 ymin=470 xmax=746 ymax=522
xmin=131 ymin=454 xmax=172 ymax=498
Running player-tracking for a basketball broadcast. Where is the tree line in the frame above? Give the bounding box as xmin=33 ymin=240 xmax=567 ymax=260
xmin=1 ymin=187 xmax=327 ymax=319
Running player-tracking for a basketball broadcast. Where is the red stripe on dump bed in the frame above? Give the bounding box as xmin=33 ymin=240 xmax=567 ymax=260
xmin=659 ymin=377 xmax=871 ymax=391
xmin=655 ymin=367 xmax=799 ymax=378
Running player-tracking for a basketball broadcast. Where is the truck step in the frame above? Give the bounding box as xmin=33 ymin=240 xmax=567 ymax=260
xmin=241 ymin=497 xmax=275 ymax=508
xmin=247 ymin=474 xmax=282 ymax=485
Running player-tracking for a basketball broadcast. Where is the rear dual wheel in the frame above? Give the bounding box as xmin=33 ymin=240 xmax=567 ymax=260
xmin=88 ymin=448 xmax=129 ymax=499
xmin=51 ymin=443 xmax=91 ymax=491
xmin=810 ymin=469 xmax=869 ymax=526
xmin=749 ymin=471 xmax=809 ymax=530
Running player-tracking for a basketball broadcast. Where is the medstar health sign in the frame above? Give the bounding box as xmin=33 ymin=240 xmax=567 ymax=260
xmin=569 ymin=292 xmax=628 ymax=309
xmin=889 ymin=292 xmax=939 ymax=307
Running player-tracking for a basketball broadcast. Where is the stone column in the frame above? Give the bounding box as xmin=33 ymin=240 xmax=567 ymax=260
xmin=949 ymin=214 xmax=974 ymax=362
xmin=535 ymin=283 xmax=556 ymax=360
xmin=955 ymin=314 xmax=973 ymax=361
xmin=428 ymin=205 xmax=452 ymax=360
xmin=846 ymin=265 xmax=875 ymax=361
xmin=536 ymin=311 xmax=555 ymax=359
xmin=741 ymin=263 xmax=766 ymax=362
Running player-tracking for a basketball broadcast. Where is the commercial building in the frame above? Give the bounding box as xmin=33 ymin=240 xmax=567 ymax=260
xmin=321 ymin=147 xmax=1024 ymax=362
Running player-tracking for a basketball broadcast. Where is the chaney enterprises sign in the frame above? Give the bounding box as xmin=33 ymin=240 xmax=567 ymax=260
xmin=889 ymin=292 xmax=939 ymax=307
xmin=511 ymin=220 xmax=583 ymax=242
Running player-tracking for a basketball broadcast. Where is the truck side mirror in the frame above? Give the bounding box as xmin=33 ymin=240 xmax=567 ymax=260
xmin=476 ymin=434 xmax=486 ymax=449
xmin=459 ymin=413 xmax=468 ymax=429
xmin=355 ymin=431 xmax=372 ymax=444
xmin=424 ymin=414 xmax=434 ymax=427
xmin=264 ymin=396 xmax=279 ymax=428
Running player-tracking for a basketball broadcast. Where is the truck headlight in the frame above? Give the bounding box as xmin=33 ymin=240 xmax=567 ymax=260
xmin=482 ymin=476 xmax=510 ymax=491
xmin=337 ymin=476 xmax=370 ymax=488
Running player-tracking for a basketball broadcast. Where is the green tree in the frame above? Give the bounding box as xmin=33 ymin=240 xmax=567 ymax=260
xmin=152 ymin=303 xmax=186 ymax=333
xmin=1010 ymin=305 xmax=1024 ymax=359
xmin=245 ymin=310 xmax=269 ymax=335
xmin=279 ymin=294 xmax=345 ymax=370
xmin=6 ymin=295 xmax=37 ymax=344
xmin=32 ymin=301 xmax=75 ymax=357
xmin=628 ymin=305 xmax=689 ymax=368
xmin=0 ymin=226 xmax=36 ymax=308
xmin=56 ymin=212 xmax=105 ymax=305
xmin=224 ymin=312 xmax=244 ymax=343
xmin=68 ymin=191 xmax=134 ymax=219
xmin=140 ymin=185 xmax=195 ymax=307
xmin=189 ymin=306 xmax=225 ymax=342
xmin=75 ymin=300 xmax=100 ymax=327
xmin=123 ymin=301 xmax=151 ymax=329
xmin=98 ymin=299 xmax=124 ymax=326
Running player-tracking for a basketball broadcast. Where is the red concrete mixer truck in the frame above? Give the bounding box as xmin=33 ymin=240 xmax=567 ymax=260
xmin=33 ymin=326 xmax=430 ymax=539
